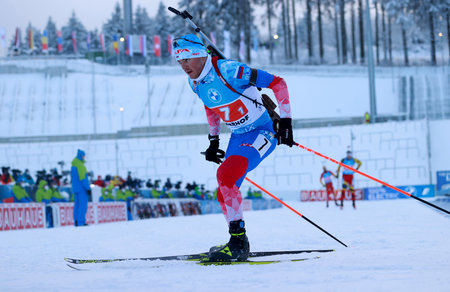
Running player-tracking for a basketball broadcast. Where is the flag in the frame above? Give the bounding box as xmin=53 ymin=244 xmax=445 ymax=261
xmin=86 ymin=32 xmax=91 ymax=52
xmin=223 ymin=30 xmax=230 ymax=59
xmin=14 ymin=28 xmax=21 ymax=48
xmin=28 ymin=29 xmax=34 ymax=49
xmin=239 ymin=31 xmax=245 ymax=61
xmin=127 ymin=35 xmax=133 ymax=56
xmin=210 ymin=32 xmax=216 ymax=45
xmin=41 ymin=29 xmax=48 ymax=52
xmin=113 ymin=34 xmax=119 ymax=55
xmin=57 ymin=31 xmax=62 ymax=52
xmin=154 ymin=35 xmax=161 ymax=57
xmin=140 ymin=35 xmax=147 ymax=57
xmin=0 ymin=27 xmax=6 ymax=48
xmin=71 ymin=31 xmax=77 ymax=54
xmin=168 ymin=35 xmax=173 ymax=56
xmin=99 ymin=33 xmax=105 ymax=52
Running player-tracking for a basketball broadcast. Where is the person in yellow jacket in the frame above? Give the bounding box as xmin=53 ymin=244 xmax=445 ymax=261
xmin=12 ymin=177 xmax=32 ymax=202
xmin=35 ymin=180 xmax=52 ymax=204
xmin=100 ymin=183 xmax=115 ymax=202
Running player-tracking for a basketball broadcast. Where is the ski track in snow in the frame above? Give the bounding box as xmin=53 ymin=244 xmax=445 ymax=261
xmin=1 ymin=199 xmax=449 ymax=292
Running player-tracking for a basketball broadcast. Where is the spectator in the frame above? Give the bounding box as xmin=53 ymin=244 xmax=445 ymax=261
xmin=364 ymin=111 xmax=371 ymax=124
xmin=104 ymin=174 xmax=112 ymax=186
xmin=111 ymin=175 xmax=125 ymax=187
xmin=50 ymin=181 xmax=67 ymax=202
xmin=1 ymin=167 xmax=14 ymax=185
xmin=35 ymin=180 xmax=52 ymax=204
xmin=20 ymin=169 xmax=35 ymax=185
xmin=100 ymin=184 xmax=115 ymax=202
xmin=11 ymin=169 xmax=22 ymax=181
xmin=35 ymin=180 xmax=54 ymax=228
xmin=12 ymin=177 xmax=32 ymax=202
xmin=93 ymin=175 xmax=105 ymax=187
xmin=115 ymin=184 xmax=127 ymax=201
xmin=71 ymin=149 xmax=92 ymax=227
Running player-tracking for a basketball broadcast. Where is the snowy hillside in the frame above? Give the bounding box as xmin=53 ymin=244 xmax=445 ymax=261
xmin=1 ymin=58 xmax=448 ymax=137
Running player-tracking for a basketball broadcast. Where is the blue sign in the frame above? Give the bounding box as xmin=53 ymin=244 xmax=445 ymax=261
xmin=365 ymin=184 xmax=435 ymax=200
xmin=436 ymin=171 xmax=450 ymax=196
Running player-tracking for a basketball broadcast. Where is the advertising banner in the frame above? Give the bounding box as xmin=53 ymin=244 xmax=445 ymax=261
xmin=364 ymin=184 xmax=435 ymax=200
xmin=300 ymin=189 xmax=363 ymax=202
xmin=0 ymin=203 xmax=45 ymax=231
xmin=52 ymin=202 xmax=126 ymax=227
xmin=436 ymin=171 xmax=450 ymax=196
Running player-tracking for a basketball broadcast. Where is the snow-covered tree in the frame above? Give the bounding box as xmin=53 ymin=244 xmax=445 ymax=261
xmin=61 ymin=12 xmax=88 ymax=55
xmin=103 ymin=3 xmax=124 ymax=44
xmin=134 ymin=5 xmax=153 ymax=35
xmin=45 ymin=17 xmax=58 ymax=53
xmin=153 ymin=1 xmax=172 ymax=59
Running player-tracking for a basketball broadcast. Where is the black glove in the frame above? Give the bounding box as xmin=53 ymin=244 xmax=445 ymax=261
xmin=86 ymin=189 xmax=92 ymax=196
xmin=204 ymin=135 xmax=225 ymax=164
xmin=276 ymin=118 xmax=294 ymax=147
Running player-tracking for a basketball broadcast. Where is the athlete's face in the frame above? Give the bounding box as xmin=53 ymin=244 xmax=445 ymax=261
xmin=178 ymin=57 xmax=207 ymax=79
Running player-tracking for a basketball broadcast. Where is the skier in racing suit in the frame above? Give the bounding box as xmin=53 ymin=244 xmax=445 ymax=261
xmin=174 ymin=34 xmax=294 ymax=261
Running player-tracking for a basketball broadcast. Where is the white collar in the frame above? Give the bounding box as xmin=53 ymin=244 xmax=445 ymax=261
xmin=192 ymin=54 xmax=212 ymax=82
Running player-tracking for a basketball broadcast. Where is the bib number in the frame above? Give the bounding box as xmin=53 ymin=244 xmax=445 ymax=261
xmin=252 ymin=134 xmax=272 ymax=157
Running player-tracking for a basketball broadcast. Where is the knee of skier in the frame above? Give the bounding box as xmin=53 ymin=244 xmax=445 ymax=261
xmin=217 ymin=155 xmax=248 ymax=188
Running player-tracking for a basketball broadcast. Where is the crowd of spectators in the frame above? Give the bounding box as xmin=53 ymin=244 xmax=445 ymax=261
xmin=1 ymin=166 xmax=264 ymax=204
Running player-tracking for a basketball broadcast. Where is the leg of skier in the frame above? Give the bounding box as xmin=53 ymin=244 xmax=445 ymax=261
xmin=209 ymin=128 xmax=276 ymax=261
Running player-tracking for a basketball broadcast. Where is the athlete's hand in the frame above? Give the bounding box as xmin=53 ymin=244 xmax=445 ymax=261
xmin=203 ymin=135 xmax=225 ymax=164
xmin=275 ymin=118 xmax=294 ymax=147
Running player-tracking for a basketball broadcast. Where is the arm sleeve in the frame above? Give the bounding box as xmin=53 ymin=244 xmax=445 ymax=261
xmin=81 ymin=177 xmax=91 ymax=191
xmin=268 ymin=76 xmax=292 ymax=118
xmin=252 ymin=69 xmax=292 ymax=118
xmin=204 ymin=106 xmax=221 ymax=136
xmin=355 ymin=158 xmax=362 ymax=169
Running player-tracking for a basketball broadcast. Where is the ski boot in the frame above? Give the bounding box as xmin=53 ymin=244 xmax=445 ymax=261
xmin=209 ymin=220 xmax=250 ymax=261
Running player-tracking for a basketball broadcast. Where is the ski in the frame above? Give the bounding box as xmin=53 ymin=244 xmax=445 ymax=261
xmin=64 ymin=249 xmax=333 ymax=265
xmin=197 ymin=256 xmax=320 ymax=266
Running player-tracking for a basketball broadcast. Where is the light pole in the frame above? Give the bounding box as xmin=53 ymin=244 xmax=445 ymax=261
xmin=120 ymin=107 xmax=124 ymax=131
xmin=365 ymin=0 xmax=377 ymax=123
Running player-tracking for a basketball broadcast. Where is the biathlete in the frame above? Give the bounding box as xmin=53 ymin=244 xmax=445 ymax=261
xmin=336 ymin=150 xmax=362 ymax=209
xmin=320 ymin=166 xmax=338 ymax=208
xmin=173 ymin=34 xmax=294 ymax=261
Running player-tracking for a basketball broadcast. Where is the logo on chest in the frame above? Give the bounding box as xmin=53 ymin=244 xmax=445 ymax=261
xmin=207 ymin=88 xmax=222 ymax=103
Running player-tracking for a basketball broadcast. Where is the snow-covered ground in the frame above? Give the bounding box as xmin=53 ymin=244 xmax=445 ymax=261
xmin=1 ymin=199 xmax=449 ymax=291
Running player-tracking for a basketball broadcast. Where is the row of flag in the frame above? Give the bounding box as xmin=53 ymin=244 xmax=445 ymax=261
xmin=4 ymin=28 xmax=178 ymax=57
xmin=1 ymin=28 xmax=252 ymax=59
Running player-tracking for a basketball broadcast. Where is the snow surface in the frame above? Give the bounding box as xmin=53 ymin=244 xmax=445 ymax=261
xmin=1 ymin=199 xmax=449 ymax=291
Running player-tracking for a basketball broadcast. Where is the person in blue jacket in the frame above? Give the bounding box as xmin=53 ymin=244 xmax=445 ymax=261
xmin=71 ymin=149 xmax=91 ymax=227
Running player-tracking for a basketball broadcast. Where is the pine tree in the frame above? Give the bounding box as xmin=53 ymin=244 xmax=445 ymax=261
xmin=103 ymin=3 xmax=124 ymax=44
xmin=24 ymin=23 xmax=41 ymax=54
xmin=153 ymin=1 xmax=172 ymax=59
xmin=134 ymin=5 xmax=153 ymax=36
xmin=89 ymin=28 xmax=101 ymax=51
xmin=45 ymin=17 xmax=58 ymax=54
xmin=61 ymin=11 xmax=88 ymax=54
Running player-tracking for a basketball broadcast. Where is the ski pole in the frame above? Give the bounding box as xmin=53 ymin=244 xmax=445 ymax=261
xmin=168 ymin=7 xmax=226 ymax=59
xmin=245 ymin=177 xmax=348 ymax=248
xmin=294 ymin=142 xmax=450 ymax=216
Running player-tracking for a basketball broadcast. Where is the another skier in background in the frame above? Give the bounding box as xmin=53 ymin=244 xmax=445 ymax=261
xmin=336 ymin=150 xmax=362 ymax=209
xmin=173 ymin=34 xmax=294 ymax=261
xmin=71 ymin=149 xmax=91 ymax=226
xmin=320 ymin=166 xmax=339 ymax=208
